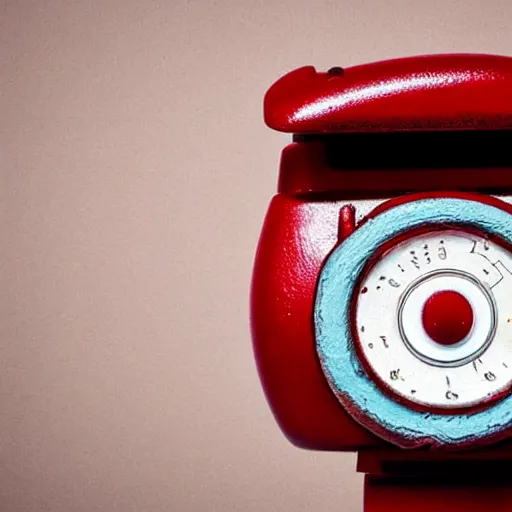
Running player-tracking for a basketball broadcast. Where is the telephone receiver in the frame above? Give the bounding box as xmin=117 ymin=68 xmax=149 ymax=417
xmin=264 ymin=54 xmax=512 ymax=197
xmin=251 ymin=54 xmax=512 ymax=511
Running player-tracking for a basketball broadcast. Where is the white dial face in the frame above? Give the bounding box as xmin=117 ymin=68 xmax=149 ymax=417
xmin=355 ymin=229 xmax=512 ymax=410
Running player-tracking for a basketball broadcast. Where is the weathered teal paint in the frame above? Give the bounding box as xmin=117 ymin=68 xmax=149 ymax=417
xmin=315 ymin=197 xmax=512 ymax=448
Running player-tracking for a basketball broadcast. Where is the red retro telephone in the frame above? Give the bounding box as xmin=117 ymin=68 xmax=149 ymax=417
xmin=251 ymin=54 xmax=512 ymax=511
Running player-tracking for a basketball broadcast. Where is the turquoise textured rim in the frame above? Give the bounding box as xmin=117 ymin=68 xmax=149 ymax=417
xmin=314 ymin=197 xmax=512 ymax=448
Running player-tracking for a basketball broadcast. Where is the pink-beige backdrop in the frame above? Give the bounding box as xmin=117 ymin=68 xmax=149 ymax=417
xmin=2 ymin=1 xmax=511 ymax=510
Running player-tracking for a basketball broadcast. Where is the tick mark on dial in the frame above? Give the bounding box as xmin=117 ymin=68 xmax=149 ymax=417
xmin=503 ymin=362 xmax=509 ymax=368
xmin=473 ymin=361 xmax=478 ymax=373
xmin=423 ymin=245 xmax=431 ymax=263
xmin=361 ymin=326 xmax=365 ymax=332
xmin=397 ymin=264 xmax=405 ymax=273
xmin=379 ymin=276 xmax=386 ymax=280
xmin=446 ymin=376 xmax=451 ymax=387
xmin=411 ymin=389 xmax=417 ymax=394
xmin=361 ymin=287 xmax=368 ymax=294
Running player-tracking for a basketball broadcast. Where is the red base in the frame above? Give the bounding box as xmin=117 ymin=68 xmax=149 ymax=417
xmin=364 ymin=475 xmax=512 ymax=512
xmin=359 ymin=449 xmax=512 ymax=511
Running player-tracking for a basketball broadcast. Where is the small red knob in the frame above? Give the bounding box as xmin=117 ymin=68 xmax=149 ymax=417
xmin=422 ymin=290 xmax=474 ymax=346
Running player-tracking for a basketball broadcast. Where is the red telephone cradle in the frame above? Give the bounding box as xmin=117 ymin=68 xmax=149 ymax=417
xmin=251 ymin=54 xmax=512 ymax=511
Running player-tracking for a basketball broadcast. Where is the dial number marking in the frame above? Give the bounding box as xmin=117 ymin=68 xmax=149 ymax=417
xmin=356 ymin=229 xmax=512 ymax=410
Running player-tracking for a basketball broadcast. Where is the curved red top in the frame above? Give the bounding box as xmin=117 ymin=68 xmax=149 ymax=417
xmin=264 ymin=54 xmax=512 ymax=133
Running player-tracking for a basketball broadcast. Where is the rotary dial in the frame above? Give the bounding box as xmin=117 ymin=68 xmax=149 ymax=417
xmin=355 ymin=229 xmax=512 ymax=410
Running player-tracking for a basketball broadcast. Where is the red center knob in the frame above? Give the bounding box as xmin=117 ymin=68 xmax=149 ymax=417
xmin=422 ymin=290 xmax=474 ymax=346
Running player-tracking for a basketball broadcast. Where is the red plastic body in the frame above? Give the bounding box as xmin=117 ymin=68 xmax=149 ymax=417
xmin=251 ymin=194 xmax=378 ymax=450
xmin=251 ymin=191 xmax=512 ymax=450
xmin=253 ymin=51 xmax=512 ymax=511
xmin=251 ymin=54 xmax=512 ymax=453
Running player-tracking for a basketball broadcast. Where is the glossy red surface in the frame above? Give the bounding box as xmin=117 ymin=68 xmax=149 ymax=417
xmin=250 ymin=194 xmax=379 ymax=450
xmin=338 ymin=204 xmax=356 ymax=240
xmin=251 ymin=191 xmax=512 ymax=450
xmin=253 ymin=54 xmax=512 ymax=453
xmin=264 ymin=54 xmax=512 ymax=133
xmin=277 ymin=142 xmax=512 ymax=197
xmin=422 ymin=290 xmax=474 ymax=346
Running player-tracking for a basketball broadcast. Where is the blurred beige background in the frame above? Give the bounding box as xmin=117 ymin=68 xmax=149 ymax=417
xmin=1 ymin=1 xmax=511 ymax=510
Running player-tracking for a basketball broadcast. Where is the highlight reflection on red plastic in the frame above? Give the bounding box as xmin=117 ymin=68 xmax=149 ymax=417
xmin=264 ymin=54 xmax=512 ymax=133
